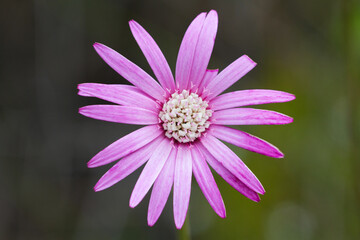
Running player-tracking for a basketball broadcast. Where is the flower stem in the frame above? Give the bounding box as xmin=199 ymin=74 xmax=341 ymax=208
xmin=342 ymin=0 xmax=360 ymax=238
xmin=178 ymin=216 xmax=191 ymax=240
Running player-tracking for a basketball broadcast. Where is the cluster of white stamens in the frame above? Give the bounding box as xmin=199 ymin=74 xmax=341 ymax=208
xmin=159 ymin=90 xmax=213 ymax=143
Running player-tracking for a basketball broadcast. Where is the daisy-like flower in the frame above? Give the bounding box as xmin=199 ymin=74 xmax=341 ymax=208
xmin=78 ymin=10 xmax=295 ymax=229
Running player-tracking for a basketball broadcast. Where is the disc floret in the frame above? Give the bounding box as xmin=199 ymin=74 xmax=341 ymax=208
xmin=159 ymin=90 xmax=212 ymax=143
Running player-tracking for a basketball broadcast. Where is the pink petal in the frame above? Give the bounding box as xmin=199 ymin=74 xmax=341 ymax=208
xmin=198 ymin=69 xmax=218 ymax=95
xmin=200 ymin=134 xmax=265 ymax=194
xmin=175 ymin=12 xmax=206 ymax=90
xmin=173 ymin=145 xmax=192 ymax=229
xmin=191 ymin=146 xmax=226 ymax=218
xmin=147 ymin=147 xmax=177 ymax=226
xmin=206 ymin=55 xmax=257 ymax=100
xmin=189 ymin=10 xmax=218 ymax=89
xmin=129 ymin=20 xmax=175 ymax=93
xmin=210 ymin=89 xmax=296 ymax=111
xmin=129 ymin=138 xmax=173 ymax=208
xmin=210 ymin=125 xmax=284 ymax=158
xmin=79 ymin=105 xmax=158 ymax=125
xmin=78 ymin=83 xmax=159 ymax=111
xmin=87 ymin=125 xmax=162 ymax=168
xmin=93 ymin=43 xmax=166 ymax=101
xmin=212 ymin=108 xmax=293 ymax=125
xmin=196 ymin=143 xmax=260 ymax=202
xmin=94 ymin=137 xmax=164 ymax=191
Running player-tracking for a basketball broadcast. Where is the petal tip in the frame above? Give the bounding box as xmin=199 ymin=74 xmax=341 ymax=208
xmin=78 ymin=107 xmax=89 ymax=116
xmin=87 ymin=161 xmax=96 ymax=168
xmin=175 ymin=223 xmax=184 ymax=230
xmin=87 ymin=157 xmax=101 ymax=168
xmin=93 ymin=42 xmax=108 ymax=54
xmin=77 ymin=83 xmax=84 ymax=90
xmin=254 ymin=182 xmax=266 ymax=195
xmin=272 ymin=148 xmax=284 ymax=158
xmin=147 ymin=216 xmax=157 ymax=227
xmin=77 ymin=84 xmax=90 ymax=96
xmin=208 ymin=9 xmax=218 ymax=16
xmin=219 ymin=211 xmax=226 ymax=219
xmin=199 ymin=11 xmax=207 ymax=16
xmin=288 ymin=93 xmax=296 ymax=101
xmin=129 ymin=201 xmax=136 ymax=208
xmin=243 ymin=55 xmax=257 ymax=66
xmin=128 ymin=19 xmax=136 ymax=26
xmin=278 ymin=114 xmax=294 ymax=124
xmin=174 ymin=214 xmax=186 ymax=229
xmin=253 ymin=194 xmax=261 ymax=202
xmin=93 ymin=42 xmax=101 ymax=48
xmin=287 ymin=117 xmax=294 ymax=124
xmin=129 ymin=194 xmax=141 ymax=209
xmin=93 ymin=185 xmax=101 ymax=192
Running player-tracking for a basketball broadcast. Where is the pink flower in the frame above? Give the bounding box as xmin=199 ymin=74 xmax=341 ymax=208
xmin=78 ymin=10 xmax=295 ymax=229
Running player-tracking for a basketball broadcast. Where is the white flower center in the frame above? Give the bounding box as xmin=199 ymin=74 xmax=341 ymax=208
xmin=159 ymin=90 xmax=213 ymax=143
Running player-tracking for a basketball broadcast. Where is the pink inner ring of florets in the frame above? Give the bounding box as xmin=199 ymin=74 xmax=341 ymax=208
xmin=159 ymin=90 xmax=213 ymax=143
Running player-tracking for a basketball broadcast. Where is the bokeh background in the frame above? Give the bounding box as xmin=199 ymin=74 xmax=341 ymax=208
xmin=1 ymin=0 xmax=360 ymax=239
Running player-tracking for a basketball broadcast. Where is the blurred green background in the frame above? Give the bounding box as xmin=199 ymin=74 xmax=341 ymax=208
xmin=1 ymin=0 xmax=360 ymax=239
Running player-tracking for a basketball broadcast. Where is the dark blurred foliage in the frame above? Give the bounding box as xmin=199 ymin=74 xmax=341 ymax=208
xmin=1 ymin=0 xmax=359 ymax=239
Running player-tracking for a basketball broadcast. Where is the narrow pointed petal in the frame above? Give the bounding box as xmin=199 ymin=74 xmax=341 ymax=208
xmin=175 ymin=12 xmax=206 ymax=90
xmin=87 ymin=125 xmax=162 ymax=168
xmin=173 ymin=146 xmax=192 ymax=229
xmin=191 ymin=146 xmax=226 ymax=218
xmin=129 ymin=138 xmax=173 ymax=208
xmin=200 ymin=134 xmax=265 ymax=194
xmin=206 ymin=55 xmax=257 ymax=100
xmin=213 ymin=108 xmax=293 ymax=125
xmin=93 ymin=43 xmax=165 ymax=101
xmin=189 ymin=10 xmax=218 ymax=89
xmin=196 ymin=143 xmax=260 ymax=202
xmin=210 ymin=89 xmax=296 ymax=111
xmin=78 ymin=83 xmax=159 ymax=111
xmin=129 ymin=20 xmax=175 ymax=92
xmin=94 ymin=137 xmax=164 ymax=191
xmin=198 ymin=69 xmax=218 ymax=95
xmin=79 ymin=105 xmax=158 ymax=125
xmin=147 ymin=147 xmax=177 ymax=226
xmin=210 ymin=125 xmax=283 ymax=158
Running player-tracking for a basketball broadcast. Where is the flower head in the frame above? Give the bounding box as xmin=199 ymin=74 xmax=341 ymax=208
xmin=78 ymin=10 xmax=295 ymax=229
